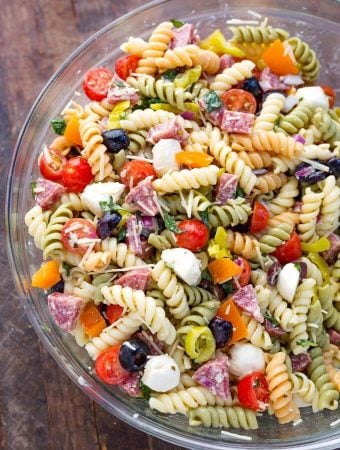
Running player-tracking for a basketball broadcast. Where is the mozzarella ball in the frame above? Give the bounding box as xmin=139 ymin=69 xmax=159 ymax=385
xmin=229 ymin=343 xmax=265 ymax=379
xmin=142 ymin=355 xmax=180 ymax=392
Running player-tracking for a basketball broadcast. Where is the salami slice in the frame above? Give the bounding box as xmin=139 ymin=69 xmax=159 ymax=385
xmin=232 ymin=284 xmax=264 ymax=323
xmin=47 ymin=293 xmax=83 ymax=332
xmin=34 ymin=178 xmax=65 ymax=210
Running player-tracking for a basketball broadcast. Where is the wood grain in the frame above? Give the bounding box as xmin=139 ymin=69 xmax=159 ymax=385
xmin=0 ymin=0 xmax=185 ymax=448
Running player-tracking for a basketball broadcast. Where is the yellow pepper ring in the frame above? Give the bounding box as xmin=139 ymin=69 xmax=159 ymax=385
xmin=185 ymin=326 xmax=216 ymax=364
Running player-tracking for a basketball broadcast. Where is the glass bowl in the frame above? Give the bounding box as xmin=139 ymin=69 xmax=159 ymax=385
xmin=6 ymin=0 xmax=340 ymax=448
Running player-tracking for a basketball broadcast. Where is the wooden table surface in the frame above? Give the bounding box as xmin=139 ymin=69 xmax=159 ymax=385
xmin=0 ymin=1 xmax=184 ymax=449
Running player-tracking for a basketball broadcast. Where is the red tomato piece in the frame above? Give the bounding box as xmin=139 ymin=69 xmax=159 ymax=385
xmin=120 ymin=160 xmax=156 ymax=188
xmin=95 ymin=345 xmax=129 ymax=385
xmin=233 ymin=257 xmax=251 ymax=287
xmin=238 ymin=372 xmax=269 ymax=411
xmin=83 ymin=67 xmax=114 ymax=101
xmin=61 ymin=218 xmax=98 ymax=254
xmin=320 ymin=84 xmax=336 ymax=109
xmin=61 ymin=157 xmax=93 ymax=193
xmin=273 ymin=231 xmax=302 ymax=265
xmin=250 ymin=201 xmax=270 ymax=234
xmin=115 ymin=55 xmax=140 ymax=80
xmin=106 ymin=304 xmax=124 ymax=324
xmin=39 ymin=148 xmax=66 ymax=182
xmin=176 ymin=219 xmax=209 ymax=252
xmin=221 ymin=89 xmax=257 ymax=113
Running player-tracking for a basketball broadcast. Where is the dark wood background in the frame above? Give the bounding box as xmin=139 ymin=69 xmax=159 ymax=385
xmin=0 ymin=1 xmax=184 ymax=449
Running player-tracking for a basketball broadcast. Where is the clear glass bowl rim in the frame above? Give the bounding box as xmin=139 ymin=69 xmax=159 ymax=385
xmin=6 ymin=0 xmax=340 ymax=448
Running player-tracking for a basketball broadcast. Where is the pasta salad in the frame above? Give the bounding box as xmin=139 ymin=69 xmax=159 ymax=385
xmin=25 ymin=17 xmax=340 ymax=432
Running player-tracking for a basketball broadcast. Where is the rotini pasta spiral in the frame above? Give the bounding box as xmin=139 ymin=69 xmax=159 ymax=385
xmin=253 ymin=93 xmax=285 ymax=132
xmin=209 ymin=60 xmax=255 ymax=96
xmin=183 ymin=285 xmax=217 ymax=306
xmin=287 ymin=37 xmax=320 ymax=82
xmin=120 ymin=36 xmax=148 ymax=57
xmin=224 ymin=152 xmax=257 ymax=194
xmin=307 ymin=347 xmax=339 ymax=410
xmin=290 ymin=372 xmax=319 ymax=412
xmin=42 ymin=203 xmax=73 ymax=259
xmin=85 ymin=311 xmax=143 ymax=359
xmin=319 ymin=284 xmax=340 ymax=332
xmin=312 ymin=108 xmax=340 ymax=145
xmin=83 ymin=98 xmax=115 ymax=119
xmin=278 ymin=102 xmax=314 ymax=135
xmin=271 ymin=155 xmax=299 ymax=175
xmin=259 ymin=222 xmax=294 ymax=254
xmin=152 ymin=260 xmax=189 ymax=319
xmin=208 ymin=198 xmax=252 ymax=228
xmin=226 ymin=231 xmax=259 ymax=260
xmin=189 ymin=406 xmax=258 ymax=429
xmin=101 ymin=285 xmax=176 ymax=344
xmin=25 ymin=205 xmax=52 ymax=250
xmin=302 ymin=144 xmax=334 ymax=161
xmin=298 ymin=187 xmax=323 ymax=242
xmin=323 ymin=349 xmax=340 ymax=391
xmin=231 ymin=131 xmax=302 ymax=159
xmin=126 ymin=75 xmax=193 ymax=110
xmin=241 ymin=314 xmax=272 ymax=350
xmin=267 ymin=211 xmax=300 ymax=228
xmin=290 ymin=278 xmax=315 ymax=355
xmin=166 ymin=340 xmax=192 ymax=372
xmin=148 ymin=230 xmax=176 ymax=251
xmin=255 ymin=172 xmax=288 ymax=195
xmin=237 ymin=150 xmax=272 ymax=169
xmin=152 ymin=165 xmax=219 ymax=195
xmin=229 ymin=25 xmax=289 ymax=44
xmin=127 ymin=130 xmax=148 ymax=153
xmin=316 ymin=175 xmax=340 ymax=236
xmin=80 ymin=251 xmax=111 ymax=273
xmin=265 ymin=352 xmax=300 ymax=424
xmin=100 ymin=237 xmax=146 ymax=268
xmin=267 ymin=178 xmax=299 ymax=215
xmin=120 ymin=108 xmax=175 ymax=132
xmin=176 ymin=300 xmax=220 ymax=342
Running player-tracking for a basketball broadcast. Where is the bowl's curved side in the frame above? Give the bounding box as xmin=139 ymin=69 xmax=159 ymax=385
xmin=6 ymin=0 xmax=340 ymax=449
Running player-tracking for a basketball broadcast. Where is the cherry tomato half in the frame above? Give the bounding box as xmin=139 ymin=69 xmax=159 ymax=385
xmin=115 ymin=55 xmax=140 ymax=80
xmin=83 ymin=67 xmax=114 ymax=101
xmin=176 ymin=219 xmax=209 ymax=252
xmin=250 ymin=201 xmax=270 ymax=234
xmin=95 ymin=345 xmax=129 ymax=385
xmin=238 ymin=372 xmax=269 ymax=411
xmin=61 ymin=218 xmax=98 ymax=254
xmin=221 ymin=89 xmax=257 ymax=113
xmin=61 ymin=157 xmax=93 ymax=193
xmin=320 ymin=84 xmax=336 ymax=109
xmin=39 ymin=148 xmax=66 ymax=182
xmin=233 ymin=257 xmax=251 ymax=287
xmin=273 ymin=231 xmax=302 ymax=265
xmin=120 ymin=160 xmax=157 ymax=188
xmin=106 ymin=304 xmax=124 ymax=324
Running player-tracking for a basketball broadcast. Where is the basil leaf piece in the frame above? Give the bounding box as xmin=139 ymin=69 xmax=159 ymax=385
xmin=31 ymin=182 xmax=37 ymax=199
xmin=140 ymin=382 xmax=151 ymax=400
xmin=296 ymin=339 xmax=317 ymax=348
xmin=234 ymin=185 xmax=245 ymax=198
xmin=201 ymin=269 xmax=212 ymax=281
xmin=163 ymin=211 xmax=182 ymax=234
xmin=51 ymin=117 xmax=67 ymax=135
xmin=221 ymin=280 xmax=234 ymax=295
xmin=115 ymin=80 xmax=125 ymax=88
xmin=203 ymin=91 xmax=222 ymax=113
xmin=199 ymin=208 xmax=210 ymax=228
xmin=62 ymin=262 xmax=72 ymax=276
xmin=170 ymin=18 xmax=184 ymax=28
xmin=162 ymin=69 xmax=178 ymax=81
xmin=264 ymin=312 xmax=280 ymax=327
xmin=117 ymin=227 xmax=126 ymax=243
xmin=100 ymin=196 xmax=127 ymax=213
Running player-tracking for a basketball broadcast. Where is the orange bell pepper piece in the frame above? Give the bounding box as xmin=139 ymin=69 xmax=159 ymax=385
xmin=175 ymin=152 xmax=213 ymax=168
xmin=80 ymin=305 xmax=106 ymax=338
xmin=262 ymin=39 xmax=299 ymax=76
xmin=31 ymin=260 xmax=61 ymax=289
xmin=64 ymin=116 xmax=82 ymax=146
xmin=216 ymin=298 xmax=248 ymax=344
xmin=208 ymin=258 xmax=242 ymax=284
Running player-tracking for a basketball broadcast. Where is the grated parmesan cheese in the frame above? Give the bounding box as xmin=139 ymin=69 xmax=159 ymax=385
xmin=126 ymin=155 xmax=154 ymax=163
xmin=63 ymin=222 xmax=84 ymax=234
xmin=187 ymin=189 xmax=194 ymax=219
xmin=79 ymin=242 xmax=96 ymax=270
xmin=88 ymin=264 xmax=155 ymax=275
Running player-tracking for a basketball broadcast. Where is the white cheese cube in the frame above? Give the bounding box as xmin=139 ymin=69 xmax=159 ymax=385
xmin=152 ymin=139 xmax=182 ymax=176
xmin=295 ymin=86 xmax=329 ymax=110
xmin=229 ymin=343 xmax=265 ymax=379
xmin=277 ymin=263 xmax=300 ymax=303
xmin=142 ymin=355 xmax=180 ymax=392
xmin=81 ymin=182 xmax=125 ymax=218
xmin=161 ymin=248 xmax=201 ymax=286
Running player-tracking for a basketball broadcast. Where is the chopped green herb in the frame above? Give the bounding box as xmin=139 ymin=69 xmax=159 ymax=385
xmin=100 ymin=196 xmax=127 ymax=213
xmin=296 ymin=339 xmax=317 ymax=348
xmin=203 ymin=91 xmax=222 ymax=113
xmin=201 ymin=269 xmax=213 ymax=281
xmin=31 ymin=182 xmax=37 ymax=199
xmin=163 ymin=211 xmax=182 ymax=234
xmin=117 ymin=227 xmax=126 ymax=242
xmin=294 ymin=263 xmax=302 ymax=272
xmin=253 ymin=378 xmax=260 ymax=388
xmin=162 ymin=69 xmax=178 ymax=81
xmin=132 ymin=96 xmax=163 ymax=110
xmin=199 ymin=208 xmax=210 ymax=228
xmin=115 ymin=80 xmax=125 ymax=88
xmin=140 ymin=382 xmax=151 ymax=400
xmin=221 ymin=280 xmax=234 ymax=295
xmin=264 ymin=312 xmax=280 ymax=327
xmin=170 ymin=18 xmax=184 ymax=28
xmin=62 ymin=262 xmax=72 ymax=276
xmin=234 ymin=185 xmax=245 ymax=198
xmin=51 ymin=117 xmax=67 ymax=135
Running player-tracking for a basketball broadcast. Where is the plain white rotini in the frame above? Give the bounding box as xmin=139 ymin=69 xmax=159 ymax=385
xmin=253 ymin=93 xmax=285 ymax=132
xmin=241 ymin=314 xmax=272 ymax=350
xmin=209 ymin=60 xmax=255 ymax=96
xmin=101 ymin=285 xmax=176 ymax=344
xmin=120 ymin=36 xmax=149 ymax=57
xmin=290 ymin=372 xmax=319 ymax=412
xmin=267 ymin=178 xmax=299 ymax=215
xmin=100 ymin=237 xmax=146 ymax=268
xmin=120 ymin=108 xmax=175 ymax=132
xmin=25 ymin=205 xmax=52 ymax=249
xmin=298 ymin=187 xmax=323 ymax=242
xmin=152 ymin=165 xmax=219 ymax=195
xmin=316 ymin=175 xmax=340 ymax=236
